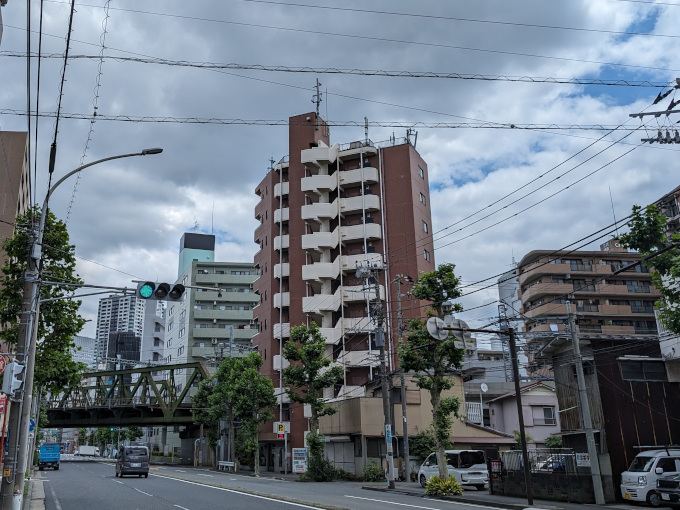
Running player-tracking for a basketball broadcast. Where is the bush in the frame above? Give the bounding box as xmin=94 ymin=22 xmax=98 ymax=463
xmin=334 ymin=468 xmax=354 ymax=481
xmin=425 ymin=475 xmax=463 ymax=497
xmin=363 ymin=461 xmax=385 ymax=482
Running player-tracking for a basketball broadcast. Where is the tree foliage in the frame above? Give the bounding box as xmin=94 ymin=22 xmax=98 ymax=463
xmin=283 ymin=322 xmax=343 ymax=432
xmin=0 ymin=207 xmax=87 ymax=394
xmin=399 ymin=263 xmax=465 ymax=480
xmin=619 ymin=204 xmax=680 ymax=333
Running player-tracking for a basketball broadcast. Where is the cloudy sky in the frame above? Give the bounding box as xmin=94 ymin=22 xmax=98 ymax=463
xmin=1 ymin=0 xmax=679 ymax=340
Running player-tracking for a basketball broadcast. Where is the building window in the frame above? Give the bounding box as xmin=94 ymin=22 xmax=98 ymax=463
xmin=422 ymin=221 xmax=428 ymax=233
xmin=424 ymin=249 xmax=431 ymax=262
xmin=418 ymin=166 xmax=424 ymax=178
xmin=420 ymin=192 xmax=426 ymax=205
xmin=177 ymin=346 xmax=184 ymax=356
xmin=167 ymin=321 xmax=174 ymax=331
xmin=178 ymin=328 xmax=185 ymax=338
xmin=532 ymin=406 xmax=557 ymax=426
xmin=620 ymin=359 xmax=667 ymax=381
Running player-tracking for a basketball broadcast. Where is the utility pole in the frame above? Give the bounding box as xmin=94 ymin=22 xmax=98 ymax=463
xmin=359 ymin=263 xmax=395 ymax=488
xmin=567 ymin=301 xmax=605 ymax=505
xmin=394 ymin=275 xmax=411 ymax=482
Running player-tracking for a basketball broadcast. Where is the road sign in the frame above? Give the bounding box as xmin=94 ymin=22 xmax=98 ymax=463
xmin=385 ymin=425 xmax=393 ymax=455
xmin=29 ymin=419 xmax=35 ymax=432
xmin=0 ymin=356 xmax=5 ymax=375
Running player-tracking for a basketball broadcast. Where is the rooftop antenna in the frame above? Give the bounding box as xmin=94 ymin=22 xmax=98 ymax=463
xmin=193 ymin=221 xmax=199 ymax=233
xmin=609 ymin=186 xmax=620 ymax=237
xmin=312 ymin=78 xmax=322 ymax=131
xmin=269 ymin=157 xmax=275 ymax=172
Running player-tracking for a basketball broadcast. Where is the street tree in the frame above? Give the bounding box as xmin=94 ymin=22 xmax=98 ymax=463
xmin=232 ymin=353 xmax=276 ymax=476
xmin=283 ymin=322 xmax=343 ymax=481
xmin=0 ymin=207 xmax=87 ymax=394
xmin=398 ymin=263 xmax=465 ymax=481
xmin=619 ymin=204 xmax=680 ymax=333
xmin=125 ymin=426 xmax=144 ymax=442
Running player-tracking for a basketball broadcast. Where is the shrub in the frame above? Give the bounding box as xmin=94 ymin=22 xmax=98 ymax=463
xmin=334 ymin=468 xmax=354 ymax=481
xmin=425 ymin=475 xmax=463 ymax=497
xmin=362 ymin=461 xmax=385 ymax=482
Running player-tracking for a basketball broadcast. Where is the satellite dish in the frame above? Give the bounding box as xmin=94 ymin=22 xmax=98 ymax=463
xmin=426 ymin=317 xmax=448 ymax=341
xmin=481 ymin=383 xmax=488 ymax=393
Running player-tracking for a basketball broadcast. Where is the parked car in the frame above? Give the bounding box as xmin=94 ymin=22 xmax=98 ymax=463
xmin=115 ymin=446 xmax=150 ymax=478
xmin=656 ymin=473 xmax=680 ymax=506
xmin=417 ymin=450 xmax=488 ymax=490
xmin=620 ymin=448 xmax=680 ymax=507
xmin=538 ymin=454 xmax=576 ymax=473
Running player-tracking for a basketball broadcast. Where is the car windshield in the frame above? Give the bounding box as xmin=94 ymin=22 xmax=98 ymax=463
xmin=125 ymin=447 xmax=147 ymax=456
xmin=628 ymin=456 xmax=655 ymax=472
xmin=447 ymin=451 xmax=486 ymax=468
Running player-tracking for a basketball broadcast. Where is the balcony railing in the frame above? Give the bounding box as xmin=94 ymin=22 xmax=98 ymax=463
xmin=579 ymin=325 xmax=602 ymax=333
xmin=627 ymin=285 xmax=651 ymax=293
xmin=570 ymin=263 xmax=593 ymax=271
xmin=576 ymin=304 xmax=599 ymax=312
xmin=631 ymin=305 xmax=654 ymax=313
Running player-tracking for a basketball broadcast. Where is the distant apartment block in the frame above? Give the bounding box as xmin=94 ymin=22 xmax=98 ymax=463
xmin=94 ymin=295 xmax=144 ymax=364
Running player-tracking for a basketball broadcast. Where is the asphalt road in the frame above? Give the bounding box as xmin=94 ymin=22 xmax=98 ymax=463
xmin=40 ymin=461 xmax=522 ymax=510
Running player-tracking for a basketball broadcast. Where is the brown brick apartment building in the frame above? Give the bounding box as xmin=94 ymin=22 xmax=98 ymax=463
xmin=252 ymin=113 xmax=435 ymax=470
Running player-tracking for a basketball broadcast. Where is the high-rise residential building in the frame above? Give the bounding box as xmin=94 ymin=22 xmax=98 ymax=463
xmin=517 ymin=239 xmax=661 ymax=374
xmin=141 ymin=301 xmax=165 ymax=364
xmin=0 ymin=131 xmax=30 ymax=264
xmin=71 ymin=335 xmax=96 ymax=367
xmin=94 ymin=295 xmax=144 ymax=364
xmin=253 ymin=112 xmax=435 ymax=456
xmin=164 ymin=233 xmax=258 ymax=393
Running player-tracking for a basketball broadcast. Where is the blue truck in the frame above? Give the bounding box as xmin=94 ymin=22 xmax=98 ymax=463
xmin=38 ymin=443 xmax=60 ymax=470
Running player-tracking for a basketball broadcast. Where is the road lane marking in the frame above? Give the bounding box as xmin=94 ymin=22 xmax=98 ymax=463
xmin=152 ymin=474 xmax=320 ymax=508
xmin=174 ymin=506 xmax=189 ymax=510
xmin=47 ymin=482 xmax=63 ymax=510
xmin=197 ymin=474 xmax=213 ymax=477
xmin=175 ymin=469 xmax=187 ymax=472
xmin=113 ymin=480 xmax=123 ymax=484
xmin=346 ymin=495 xmax=501 ymax=510
xmin=134 ymin=488 xmax=153 ymax=496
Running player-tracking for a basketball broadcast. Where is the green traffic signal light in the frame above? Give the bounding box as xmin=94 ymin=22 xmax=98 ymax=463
xmin=110 ymin=428 xmax=114 ymax=431
xmin=138 ymin=282 xmax=155 ymax=298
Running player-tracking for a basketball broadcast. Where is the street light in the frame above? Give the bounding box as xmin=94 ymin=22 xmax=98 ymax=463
xmin=1 ymin=148 xmax=162 ymax=509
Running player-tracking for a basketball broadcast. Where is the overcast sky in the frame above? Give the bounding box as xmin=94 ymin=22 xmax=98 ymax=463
xmin=1 ymin=0 xmax=679 ymax=341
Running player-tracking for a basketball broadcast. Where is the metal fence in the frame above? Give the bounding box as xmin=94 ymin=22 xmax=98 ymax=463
xmin=502 ymin=448 xmax=581 ymax=474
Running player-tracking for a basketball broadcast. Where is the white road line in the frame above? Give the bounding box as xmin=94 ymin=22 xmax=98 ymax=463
xmin=152 ymin=474 xmax=320 ymax=508
xmin=345 ymin=495 xmax=502 ymax=510
xmin=175 ymin=469 xmax=187 ymax=472
xmin=48 ymin=482 xmax=63 ymax=510
xmin=113 ymin=480 xmax=123 ymax=484
xmin=174 ymin=506 xmax=189 ymax=510
xmin=134 ymin=488 xmax=153 ymax=497
xmin=197 ymin=474 xmax=213 ymax=477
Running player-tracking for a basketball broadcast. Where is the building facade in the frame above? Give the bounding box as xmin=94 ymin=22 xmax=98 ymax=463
xmin=71 ymin=335 xmax=96 ymax=367
xmin=252 ymin=112 xmax=435 ymax=468
xmin=141 ymin=301 xmax=165 ymax=364
xmin=94 ymin=295 xmax=145 ymax=365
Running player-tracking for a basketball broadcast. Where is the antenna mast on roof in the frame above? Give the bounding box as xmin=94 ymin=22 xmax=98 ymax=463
xmin=312 ymin=78 xmax=322 ymax=131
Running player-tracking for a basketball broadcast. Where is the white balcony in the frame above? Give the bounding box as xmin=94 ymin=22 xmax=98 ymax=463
xmin=301 ymin=174 xmax=337 ymax=195
xmin=274 ymin=263 xmax=289 ymax=278
xmin=337 ymin=349 xmax=379 ymax=368
xmin=274 ymin=292 xmax=290 ymax=308
xmin=274 ymin=207 xmax=289 ymax=224
xmin=342 ymin=253 xmax=384 ymax=271
xmin=274 ymin=386 xmax=291 ymax=403
xmin=343 ymin=316 xmax=374 ymax=334
xmin=301 ymin=142 xmax=339 ymax=167
xmin=274 ymin=234 xmax=289 ymax=251
xmin=341 ymin=223 xmax=382 ymax=242
xmin=320 ymin=323 xmax=343 ymax=345
xmin=273 ymin=354 xmax=290 ymax=372
xmin=302 ymin=289 xmax=342 ymax=314
xmin=302 ymin=228 xmax=339 ymax=251
xmin=301 ymin=200 xmax=338 ymax=223
xmin=340 ymin=194 xmax=380 ymax=214
xmin=302 ymin=259 xmax=340 ymax=281
xmin=339 ymin=167 xmax=379 ymax=187
xmin=343 ymin=285 xmax=384 ymax=302
xmin=274 ymin=323 xmax=290 ymax=339
xmin=274 ymin=181 xmax=289 ymax=198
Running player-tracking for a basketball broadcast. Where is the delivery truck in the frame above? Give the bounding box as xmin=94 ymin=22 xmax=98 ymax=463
xmin=76 ymin=445 xmax=99 ymax=456
xmin=38 ymin=444 xmax=60 ymax=470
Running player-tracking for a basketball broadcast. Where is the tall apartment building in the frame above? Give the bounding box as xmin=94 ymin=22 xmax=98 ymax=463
xmin=253 ymin=112 xmax=435 ymax=454
xmin=517 ymin=238 xmax=661 ymax=373
xmin=141 ymin=301 xmax=165 ymax=363
xmin=0 ymin=131 xmax=30 ymax=261
xmin=164 ymin=233 xmax=258 ymax=393
xmin=94 ymin=295 xmax=144 ymax=364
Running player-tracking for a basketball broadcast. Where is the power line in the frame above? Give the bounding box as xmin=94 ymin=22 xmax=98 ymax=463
xmin=0 ymin=53 xmax=670 ymax=88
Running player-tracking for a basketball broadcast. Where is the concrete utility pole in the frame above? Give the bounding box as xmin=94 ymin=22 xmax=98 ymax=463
xmin=0 ymin=149 xmax=162 ymax=510
xmin=359 ymin=264 xmax=395 ymax=488
xmin=394 ymin=275 xmax=411 ymax=482
xmin=567 ymin=301 xmax=606 ymax=505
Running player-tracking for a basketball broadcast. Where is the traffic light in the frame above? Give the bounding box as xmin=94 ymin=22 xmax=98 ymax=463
xmin=136 ymin=282 xmax=186 ymax=301
xmin=2 ymin=360 xmax=24 ymax=397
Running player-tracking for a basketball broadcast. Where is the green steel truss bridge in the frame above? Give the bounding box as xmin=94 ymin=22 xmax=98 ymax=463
xmin=46 ymin=362 xmax=210 ymax=428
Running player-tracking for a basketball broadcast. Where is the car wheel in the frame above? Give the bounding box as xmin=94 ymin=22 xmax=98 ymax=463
xmin=144 ymin=474 xmax=148 ymax=478
xmin=115 ymin=471 xmax=118 ymax=478
xmin=54 ymin=466 xmax=59 ymax=471
xmin=39 ymin=467 xmax=44 ymax=471
xmin=647 ymin=491 xmax=662 ymax=508
xmin=420 ymin=474 xmax=427 ymax=488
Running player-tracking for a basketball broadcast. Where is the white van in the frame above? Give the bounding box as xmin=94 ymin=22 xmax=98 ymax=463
xmin=620 ymin=449 xmax=680 ymax=507
xmin=417 ymin=450 xmax=488 ymax=490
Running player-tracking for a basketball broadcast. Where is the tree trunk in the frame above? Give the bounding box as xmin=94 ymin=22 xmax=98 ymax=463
xmin=254 ymin=432 xmax=260 ymax=476
xmin=430 ymin=388 xmax=449 ymax=480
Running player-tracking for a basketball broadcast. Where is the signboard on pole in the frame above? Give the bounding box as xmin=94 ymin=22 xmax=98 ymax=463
xmin=0 ymin=356 xmax=6 ymax=375
xmin=292 ymin=448 xmax=308 ymax=473
xmin=576 ymin=453 xmax=591 ymax=467
xmin=385 ymin=425 xmax=393 ymax=455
